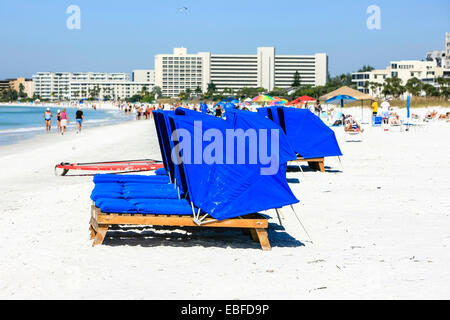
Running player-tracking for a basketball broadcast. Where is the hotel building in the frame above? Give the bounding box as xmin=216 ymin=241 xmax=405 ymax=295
xmin=352 ymin=60 xmax=446 ymax=97
xmin=353 ymin=32 xmax=450 ymax=97
xmin=32 ymin=72 xmax=154 ymax=100
xmin=155 ymin=47 xmax=328 ymax=98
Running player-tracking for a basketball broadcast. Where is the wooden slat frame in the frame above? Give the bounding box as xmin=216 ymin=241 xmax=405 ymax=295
xmin=291 ymin=156 xmax=325 ymax=172
xmin=89 ymin=205 xmax=271 ymax=250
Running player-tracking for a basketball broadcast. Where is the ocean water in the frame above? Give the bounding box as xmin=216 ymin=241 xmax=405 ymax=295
xmin=0 ymin=105 xmax=134 ymax=146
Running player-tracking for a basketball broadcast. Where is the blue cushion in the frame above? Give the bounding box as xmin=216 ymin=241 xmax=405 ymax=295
xmin=95 ymin=199 xmax=138 ymax=213
xmin=155 ymin=168 xmax=168 ymax=176
xmin=93 ymin=174 xmax=170 ymax=184
xmin=122 ymin=188 xmax=178 ymax=199
xmin=93 ymin=182 xmax=123 ymax=189
xmin=123 ymin=183 xmax=173 ymax=189
xmin=128 ymin=199 xmax=193 ymax=215
xmin=91 ymin=190 xmax=123 ymax=201
xmin=93 ymin=174 xmax=123 ymax=184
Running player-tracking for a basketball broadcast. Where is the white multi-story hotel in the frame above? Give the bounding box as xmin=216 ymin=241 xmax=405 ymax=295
xmin=33 ymin=72 xmax=154 ymax=100
xmin=155 ymin=47 xmax=328 ymax=97
xmin=352 ymin=60 xmax=446 ymax=97
xmin=353 ymin=32 xmax=450 ymax=97
xmin=132 ymin=69 xmax=156 ymax=83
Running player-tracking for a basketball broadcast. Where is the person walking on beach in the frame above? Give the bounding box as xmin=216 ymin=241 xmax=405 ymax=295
xmin=56 ymin=109 xmax=61 ymax=133
xmin=60 ymin=108 xmax=68 ymax=135
xmin=75 ymin=107 xmax=84 ymax=133
xmin=43 ymin=108 xmax=53 ymax=133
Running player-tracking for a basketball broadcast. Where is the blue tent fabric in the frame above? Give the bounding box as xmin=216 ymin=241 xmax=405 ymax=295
xmin=225 ymin=109 xmax=297 ymax=164
xmin=257 ymin=107 xmax=281 ymax=127
xmin=277 ymin=107 xmax=343 ymax=158
xmin=168 ymin=112 xmax=299 ymax=220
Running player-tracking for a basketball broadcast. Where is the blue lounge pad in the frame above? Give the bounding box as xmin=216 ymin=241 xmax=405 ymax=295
xmin=95 ymin=198 xmax=138 ymax=213
xmin=155 ymin=168 xmax=168 ymax=176
xmin=93 ymin=174 xmax=170 ymax=184
xmin=122 ymin=188 xmax=178 ymax=199
xmin=122 ymin=183 xmax=173 ymax=190
xmin=128 ymin=199 xmax=193 ymax=215
xmin=90 ymin=190 xmax=123 ymax=201
xmin=92 ymin=182 xmax=124 ymax=189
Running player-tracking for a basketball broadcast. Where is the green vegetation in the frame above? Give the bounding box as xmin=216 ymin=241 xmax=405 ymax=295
xmin=357 ymin=65 xmax=375 ymax=72
xmin=291 ymin=71 xmax=301 ymax=87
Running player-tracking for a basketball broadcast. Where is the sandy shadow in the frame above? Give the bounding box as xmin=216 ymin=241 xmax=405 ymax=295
xmin=101 ymin=222 xmax=304 ymax=250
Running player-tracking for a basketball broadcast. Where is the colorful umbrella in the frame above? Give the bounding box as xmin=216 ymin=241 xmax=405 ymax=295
xmin=251 ymin=95 xmax=274 ymax=103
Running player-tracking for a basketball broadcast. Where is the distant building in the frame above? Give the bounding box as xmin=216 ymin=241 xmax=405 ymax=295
xmin=154 ymin=47 xmax=328 ymax=98
xmin=426 ymin=50 xmax=445 ymax=67
xmin=32 ymin=72 xmax=154 ymax=100
xmin=352 ymin=60 xmax=446 ymax=97
xmin=132 ymin=70 xmax=155 ymax=83
xmin=9 ymin=78 xmax=34 ymax=97
xmin=0 ymin=79 xmax=11 ymax=91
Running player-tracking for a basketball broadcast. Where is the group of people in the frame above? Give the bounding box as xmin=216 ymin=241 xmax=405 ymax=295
xmin=43 ymin=107 xmax=84 ymax=135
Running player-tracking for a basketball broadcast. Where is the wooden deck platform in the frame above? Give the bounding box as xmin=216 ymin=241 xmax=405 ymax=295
xmin=89 ymin=205 xmax=271 ymax=250
xmin=291 ymin=156 xmax=325 ymax=172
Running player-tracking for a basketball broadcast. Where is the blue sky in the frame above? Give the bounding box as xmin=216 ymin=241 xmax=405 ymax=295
xmin=0 ymin=0 xmax=449 ymax=78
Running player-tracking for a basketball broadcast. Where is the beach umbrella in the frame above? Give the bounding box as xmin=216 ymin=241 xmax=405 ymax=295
xmin=298 ymin=95 xmax=316 ymax=102
xmin=273 ymin=97 xmax=288 ymax=103
xmin=325 ymin=95 xmax=356 ymax=108
xmin=325 ymin=95 xmax=356 ymax=123
xmin=251 ymin=95 xmax=274 ymax=103
xmin=221 ymin=97 xmax=239 ymax=104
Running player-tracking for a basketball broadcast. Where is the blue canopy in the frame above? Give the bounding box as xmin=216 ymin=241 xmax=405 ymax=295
xmin=166 ymin=111 xmax=299 ymax=220
xmin=258 ymin=107 xmax=342 ymax=159
xmin=226 ymin=108 xmax=297 ymax=164
xmin=325 ymin=95 xmax=356 ymax=108
xmin=257 ymin=107 xmax=281 ymax=126
xmin=221 ymin=97 xmax=239 ymax=104
xmin=280 ymin=107 xmax=342 ymax=158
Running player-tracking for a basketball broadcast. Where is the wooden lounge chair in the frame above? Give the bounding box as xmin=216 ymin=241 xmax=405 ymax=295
xmin=290 ymin=156 xmax=325 ymax=172
xmin=89 ymin=204 xmax=271 ymax=251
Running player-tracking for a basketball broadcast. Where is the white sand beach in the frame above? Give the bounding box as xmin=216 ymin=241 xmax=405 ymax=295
xmin=0 ymin=111 xmax=449 ymax=299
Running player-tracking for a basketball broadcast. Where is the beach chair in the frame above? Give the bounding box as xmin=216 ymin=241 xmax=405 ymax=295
xmin=274 ymin=107 xmax=342 ymax=172
xmin=372 ymin=116 xmax=382 ymax=127
xmin=88 ymin=110 xmax=296 ymax=250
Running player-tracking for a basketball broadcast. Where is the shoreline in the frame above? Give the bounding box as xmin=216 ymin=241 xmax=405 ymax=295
xmin=0 ymin=104 xmax=135 ymax=147
xmin=0 ymin=117 xmax=144 ymax=158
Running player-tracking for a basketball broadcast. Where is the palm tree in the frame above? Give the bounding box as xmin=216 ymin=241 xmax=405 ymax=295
xmin=185 ymin=88 xmax=192 ymax=100
xmin=405 ymin=77 xmax=422 ymax=96
xmin=207 ymin=82 xmax=216 ymax=95
xmin=152 ymin=86 xmax=162 ymax=98
xmin=18 ymin=83 xmax=26 ymax=98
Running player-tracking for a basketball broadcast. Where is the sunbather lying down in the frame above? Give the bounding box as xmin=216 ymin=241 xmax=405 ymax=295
xmin=344 ymin=116 xmax=364 ymax=132
xmin=438 ymin=112 xmax=450 ymax=121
